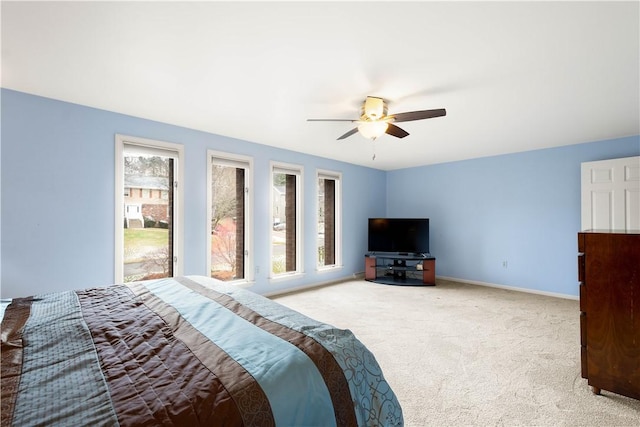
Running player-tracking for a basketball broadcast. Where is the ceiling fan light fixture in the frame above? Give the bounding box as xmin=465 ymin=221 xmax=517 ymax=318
xmin=358 ymin=121 xmax=388 ymax=139
xmin=307 ymin=95 xmax=445 ymax=143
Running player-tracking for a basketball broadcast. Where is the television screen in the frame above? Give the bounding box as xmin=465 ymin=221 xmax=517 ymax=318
xmin=368 ymin=218 xmax=430 ymax=255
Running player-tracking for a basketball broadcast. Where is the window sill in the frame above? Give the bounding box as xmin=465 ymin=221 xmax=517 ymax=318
xmin=316 ymin=265 xmax=344 ymax=274
xmin=228 ymin=279 xmax=255 ymax=289
xmin=268 ymin=272 xmax=305 ymax=283
xmin=189 ymin=275 xmax=255 ymax=289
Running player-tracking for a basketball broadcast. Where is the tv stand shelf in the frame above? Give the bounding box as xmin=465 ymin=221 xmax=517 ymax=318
xmin=365 ymin=253 xmax=436 ymax=286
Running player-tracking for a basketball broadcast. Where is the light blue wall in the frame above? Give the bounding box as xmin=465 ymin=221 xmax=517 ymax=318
xmin=1 ymin=89 xmax=386 ymax=298
xmin=386 ymin=136 xmax=640 ymax=297
xmin=2 ymin=89 xmax=637 ymax=299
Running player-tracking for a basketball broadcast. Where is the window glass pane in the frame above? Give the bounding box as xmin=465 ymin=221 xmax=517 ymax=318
xmin=318 ymin=177 xmax=336 ymax=266
xmin=123 ymin=154 xmax=173 ymax=282
xmin=272 ymin=171 xmax=297 ymax=274
xmin=210 ymin=163 xmax=245 ymax=281
xmin=318 ymin=177 xmax=325 ymax=265
xmin=317 ymin=171 xmax=341 ymax=269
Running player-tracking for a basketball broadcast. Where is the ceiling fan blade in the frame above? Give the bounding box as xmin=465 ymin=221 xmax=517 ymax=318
xmin=385 ymin=123 xmax=409 ymax=139
xmin=390 ymin=108 xmax=446 ymax=122
xmin=337 ymin=128 xmax=359 ymax=140
xmin=307 ymin=118 xmax=358 ymax=122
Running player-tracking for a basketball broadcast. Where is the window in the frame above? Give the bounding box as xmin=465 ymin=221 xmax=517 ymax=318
xmin=208 ymin=151 xmax=253 ymax=283
xmin=317 ymin=170 xmax=342 ymax=269
xmin=115 ymin=134 xmax=184 ymax=283
xmin=271 ymin=162 xmax=303 ymax=277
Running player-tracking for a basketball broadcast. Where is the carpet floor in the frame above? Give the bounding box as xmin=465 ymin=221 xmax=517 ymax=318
xmin=272 ymin=278 xmax=640 ymax=426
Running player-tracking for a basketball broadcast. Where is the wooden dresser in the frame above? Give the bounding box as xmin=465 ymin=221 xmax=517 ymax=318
xmin=578 ymin=231 xmax=640 ymax=400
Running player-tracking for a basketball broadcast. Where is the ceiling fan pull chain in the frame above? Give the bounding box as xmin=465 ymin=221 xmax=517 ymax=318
xmin=372 ymin=140 xmax=376 ymax=160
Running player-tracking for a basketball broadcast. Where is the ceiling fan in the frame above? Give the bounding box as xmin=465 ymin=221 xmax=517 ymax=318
xmin=307 ymin=96 xmax=446 ymax=141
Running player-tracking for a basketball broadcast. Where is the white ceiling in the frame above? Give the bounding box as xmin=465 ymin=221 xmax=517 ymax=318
xmin=2 ymin=1 xmax=639 ymax=170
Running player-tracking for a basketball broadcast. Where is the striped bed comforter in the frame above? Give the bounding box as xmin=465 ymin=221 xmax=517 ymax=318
xmin=1 ymin=276 xmax=403 ymax=426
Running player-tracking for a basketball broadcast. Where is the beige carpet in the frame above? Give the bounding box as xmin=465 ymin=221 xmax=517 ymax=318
xmin=272 ymin=279 xmax=640 ymax=426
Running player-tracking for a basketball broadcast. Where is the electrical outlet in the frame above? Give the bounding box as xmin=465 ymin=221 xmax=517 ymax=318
xmin=255 ymin=266 xmax=260 ymax=274
xmin=502 ymin=261 xmax=508 ymax=268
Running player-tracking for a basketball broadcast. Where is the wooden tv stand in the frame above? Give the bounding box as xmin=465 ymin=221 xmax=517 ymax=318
xmin=365 ymin=253 xmax=435 ymax=286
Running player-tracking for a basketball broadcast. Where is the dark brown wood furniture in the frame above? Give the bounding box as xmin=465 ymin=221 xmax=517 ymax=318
xmin=365 ymin=253 xmax=435 ymax=286
xmin=578 ymin=230 xmax=640 ymax=400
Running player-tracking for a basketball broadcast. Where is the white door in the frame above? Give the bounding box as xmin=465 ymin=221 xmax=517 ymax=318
xmin=581 ymin=156 xmax=640 ymax=231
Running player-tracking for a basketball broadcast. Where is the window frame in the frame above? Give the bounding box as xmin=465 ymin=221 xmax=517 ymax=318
xmin=316 ymin=169 xmax=343 ymax=271
xmin=270 ymin=161 xmax=304 ymax=280
xmin=207 ymin=150 xmax=254 ymax=285
xmin=114 ymin=134 xmax=184 ymax=283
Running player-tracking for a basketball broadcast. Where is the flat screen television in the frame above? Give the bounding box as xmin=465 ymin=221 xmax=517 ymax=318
xmin=368 ymin=218 xmax=430 ymax=255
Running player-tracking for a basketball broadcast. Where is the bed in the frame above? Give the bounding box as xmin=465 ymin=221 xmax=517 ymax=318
xmin=1 ymin=276 xmax=403 ymax=426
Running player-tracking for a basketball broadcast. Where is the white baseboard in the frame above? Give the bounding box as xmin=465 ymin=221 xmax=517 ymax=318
xmin=437 ymin=276 xmax=579 ymax=301
xmin=264 ymin=273 xmax=362 ymax=298
xmin=266 ymin=273 xmax=578 ymax=301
